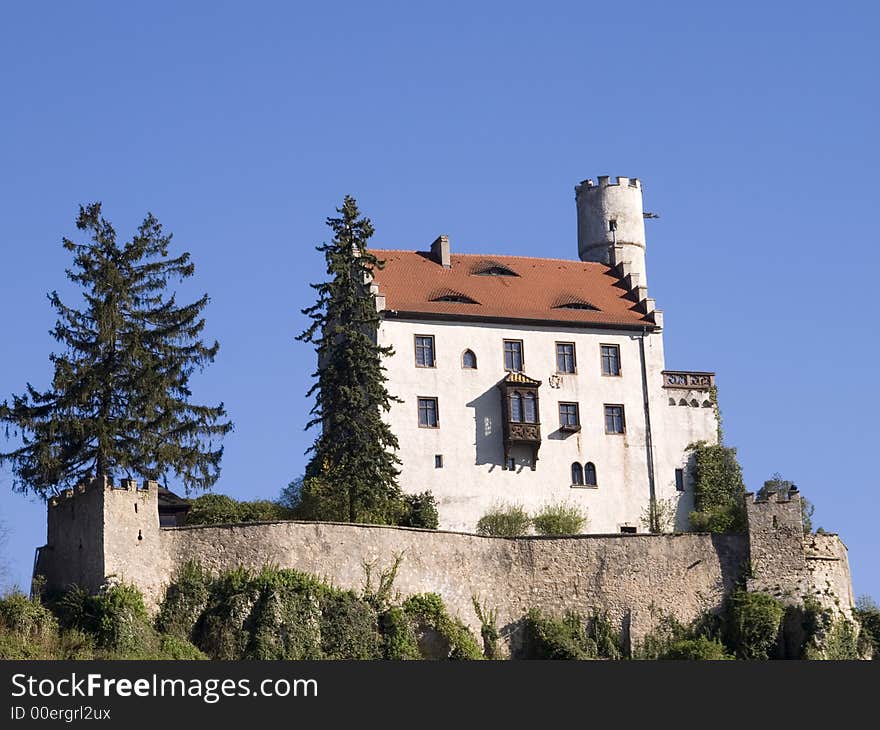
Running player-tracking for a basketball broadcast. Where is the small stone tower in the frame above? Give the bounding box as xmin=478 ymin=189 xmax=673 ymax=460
xmin=575 ymin=176 xmax=648 ymax=286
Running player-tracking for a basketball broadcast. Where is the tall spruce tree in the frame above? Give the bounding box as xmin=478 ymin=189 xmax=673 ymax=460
xmin=297 ymin=195 xmax=403 ymax=523
xmin=0 ymin=203 xmax=232 ymax=497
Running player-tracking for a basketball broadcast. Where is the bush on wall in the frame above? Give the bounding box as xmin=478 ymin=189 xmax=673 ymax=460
xmin=476 ymin=504 xmax=532 ymax=537
xmin=686 ymin=441 xmax=747 ymax=534
xmin=186 ymin=494 xmax=294 ymax=526
xmin=532 ymin=502 xmax=588 ymax=536
xmin=724 ymin=590 xmax=785 ymax=660
xmin=521 ymin=608 xmax=621 ymax=660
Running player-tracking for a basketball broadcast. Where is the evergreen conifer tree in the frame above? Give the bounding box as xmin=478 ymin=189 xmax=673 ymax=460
xmin=0 ymin=203 xmax=232 ymax=497
xmin=297 ymin=196 xmax=403 ymax=523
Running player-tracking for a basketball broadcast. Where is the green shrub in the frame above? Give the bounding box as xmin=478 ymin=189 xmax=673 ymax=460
xmin=687 ymin=441 xmax=747 ymax=534
xmin=532 ymin=502 xmax=588 ymax=536
xmin=158 ymin=634 xmax=208 ymax=660
xmin=186 ymin=494 xmax=294 ymax=526
xmin=821 ymin=620 xmax=860 ymax=660
xmin=659 ymin=637 xmax=732 ymax=660
xmin=522 ymin=608 xmax=621 ymax=660
xmin=186 ymin=494 xmax=242 ymax=524
xmin=473 ymin=597 xmax=500 ymax=659
xmin=57 ymin=582 xmax=158 ymax=656
xmin=855 ymin=596 xmax=880 ymax=660
xmin=522 ymin=609 xmax=597 ymax=659
xmin=0 ymin=591 xmax=63 ymax=659
xmin=294 ymin=476 xmax=358 ymax=523
xmin=320 ymin=590 xmax=381 ymax=659
xmin=640 ymin=497 xmax=677 ymax=534
xmin=635 ymin=614 xmax=689 ymax=659
xmin=194 ymin=568 xmax=262 ymax=659
xmin=476 ymin=504 xmax=531 ymax=537
xmin=156 ymin=561 xmax=212 ymax=639
xmin=399 ymin=491 xmax=439 ymax=529
xmin=247 ymin=570 xmax=324 ymax=660
xmin=380 ymin=607 xmax=422 ymax=659
xmin=724 ymin=590 xmax=784 ymax=659
xmin=403 ymin=593 xmax=482 ymax=660
xmin=0 ymin=590 xmax=58 ymax=640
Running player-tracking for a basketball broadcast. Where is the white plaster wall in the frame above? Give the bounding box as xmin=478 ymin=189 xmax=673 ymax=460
xmin=378 ymin=317 xmax=717 ymax=534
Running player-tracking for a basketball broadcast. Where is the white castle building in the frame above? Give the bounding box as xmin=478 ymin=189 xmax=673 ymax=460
xmin=369 ymin=175 xmax=718 ymax=533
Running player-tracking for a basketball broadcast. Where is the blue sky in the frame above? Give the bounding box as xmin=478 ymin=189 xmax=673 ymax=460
xmin=1 ymin=2 xmax=878 ymax=599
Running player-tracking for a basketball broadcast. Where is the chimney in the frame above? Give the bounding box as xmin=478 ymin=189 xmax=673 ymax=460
xmin=430 ymin=235 xmax=451 ymax=267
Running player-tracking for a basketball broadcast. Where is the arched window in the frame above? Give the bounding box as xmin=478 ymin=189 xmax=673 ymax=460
xmin=462 ymin=349 xmax=477 ymax=369
xmin=571 ymin=462 xmax=584 ymax=486
xmin=523 ymin=392 xmax=537 ymax=423
xmin=584 ymin=462 xmax=597 ymax=486
xmin=509 ymin=392 xmax=523 ymax=422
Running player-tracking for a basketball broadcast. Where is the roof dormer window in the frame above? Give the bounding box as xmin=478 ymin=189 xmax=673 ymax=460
xmin=552 ymin=294 xmax=600 ymax=311
xmin=429 ymin=289 xmax=480 ymax=304
xmin=471 ymin=260 xmax=519 ymax=277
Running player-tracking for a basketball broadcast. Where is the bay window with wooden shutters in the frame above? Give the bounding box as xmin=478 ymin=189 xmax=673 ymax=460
xmin=498 ymin=371 xmax=542 ymax=469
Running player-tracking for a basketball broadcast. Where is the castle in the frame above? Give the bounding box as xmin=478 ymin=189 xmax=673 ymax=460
xmin=370 ymin=175 xmax=717 ymax=533
xmin=31 ymin=175 xmax=856 ymax=647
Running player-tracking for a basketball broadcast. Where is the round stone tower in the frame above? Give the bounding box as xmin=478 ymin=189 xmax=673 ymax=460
xmin=575 ymin=175 xmax=647 ymax=286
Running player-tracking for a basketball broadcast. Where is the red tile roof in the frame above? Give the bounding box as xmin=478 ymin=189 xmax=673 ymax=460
xmin=371 ymin=250 xmax=654 ymax=329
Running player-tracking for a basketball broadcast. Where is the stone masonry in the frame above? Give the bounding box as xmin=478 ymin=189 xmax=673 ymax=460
xmin=34 ymin=477 xmax=855 ymax=650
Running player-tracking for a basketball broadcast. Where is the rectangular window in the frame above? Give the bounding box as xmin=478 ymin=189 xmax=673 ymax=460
xmin=601 ymin=344 xmax=621 ymax=376
xmin=415 ymin=335 xmax=436 ymax=368
xmin=418 ymin=397 xmax=439 ymax=427
xmin=604 ymin=404 xmax=625 ymax=434
xmin=556 ymin=342 xmax=576 ymax=373
xmin=559 ymin=402 xmax=580 ymax=428
xmin=620 ymin=525 xmax=637 ymax=534
xmin=675 ymin=468 xmax=685 ymax=492
xmin=435 ymin=454 xmax=444 ymax=469
xmin=503 ymin=339 xmax=524 ymax=372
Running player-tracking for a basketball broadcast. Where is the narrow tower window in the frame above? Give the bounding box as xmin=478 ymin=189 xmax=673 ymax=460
xmin=675 ymin=468 xmax=685 ymax=491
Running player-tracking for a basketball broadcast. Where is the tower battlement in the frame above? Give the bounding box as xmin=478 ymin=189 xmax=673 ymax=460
xmin=575 ymin=175 xmax=642 ymax=190
xmin=48 ymin=475 xmax=158 ymax=508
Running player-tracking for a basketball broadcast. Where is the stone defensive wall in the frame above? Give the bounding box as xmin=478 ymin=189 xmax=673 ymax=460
xmin=34 ymin=477 xmax=855 ymax=647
